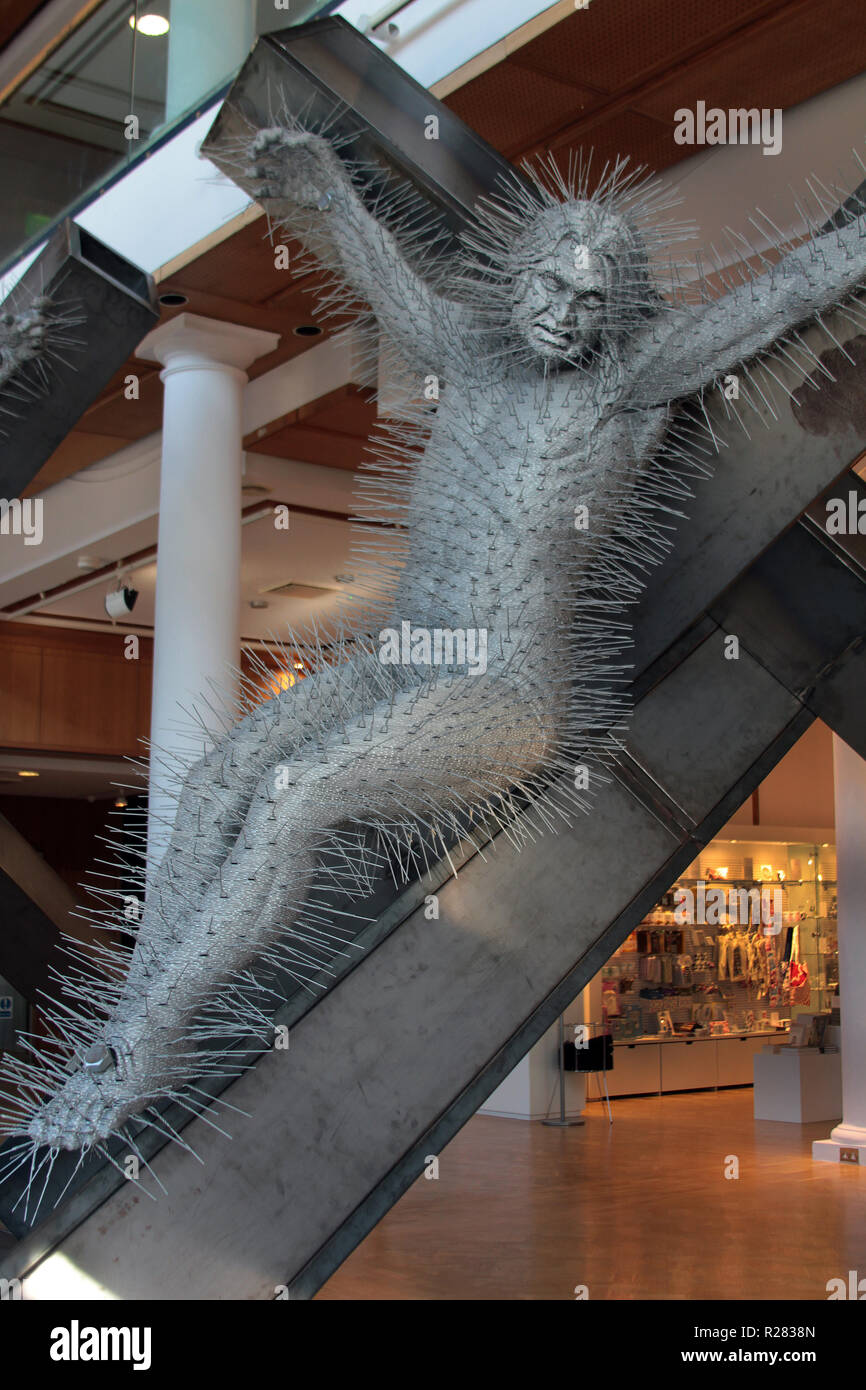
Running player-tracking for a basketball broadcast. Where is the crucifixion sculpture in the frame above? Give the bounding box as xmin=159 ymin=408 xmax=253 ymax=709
xmin=3 ymin=103 xmax=865 ymax=1204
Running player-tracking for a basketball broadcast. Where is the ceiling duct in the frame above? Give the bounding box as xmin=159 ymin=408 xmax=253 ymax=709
xmin=260 ymin=581 xmax=338 ymax=599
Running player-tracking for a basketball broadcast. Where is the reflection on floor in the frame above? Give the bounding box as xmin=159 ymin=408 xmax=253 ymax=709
xmin=317 ymin=1090 xmax=863 ymax=1300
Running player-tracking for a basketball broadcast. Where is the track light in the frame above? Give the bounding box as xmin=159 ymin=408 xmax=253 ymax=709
xmin=128 ymin=13 xmax=170 ymax=37
xmin=105 ymin=583 xmax=139 ymax=618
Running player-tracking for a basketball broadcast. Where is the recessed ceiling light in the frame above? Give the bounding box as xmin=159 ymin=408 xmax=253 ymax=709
xmin=249 ymin=598 xmax=269 ymax=609
xmin=293 ymin=324 xmax=322 ymax=337
xmin=18 ymin=770 xmax=39 ymax=778
xmin=128 ymin=13 xmax=170 ymax=36
xmin=158 ymin=291 xmax=188 ymax=307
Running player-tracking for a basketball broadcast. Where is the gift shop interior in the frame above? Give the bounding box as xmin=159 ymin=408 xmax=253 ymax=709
xmin=317 ymin=716 xmax=866 ymax=1302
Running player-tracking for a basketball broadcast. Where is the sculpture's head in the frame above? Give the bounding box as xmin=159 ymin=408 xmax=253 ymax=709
xmin=506 ymin=200 xmax=654 ymax=369
xmin=509 ymin=234 xmax=608 ymax=365
xmin=457 ymin=160 xmax=681 ymax=374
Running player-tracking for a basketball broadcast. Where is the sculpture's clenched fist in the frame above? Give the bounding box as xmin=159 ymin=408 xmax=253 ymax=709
xmin=243 ymin=127 xmax=348 ymax=210
xmin=0 ymin=295 xmax=52 ymax=389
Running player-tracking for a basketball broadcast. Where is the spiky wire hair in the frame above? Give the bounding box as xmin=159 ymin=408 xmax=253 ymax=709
xmin=450 ymin=154 xmax=697 ymax=368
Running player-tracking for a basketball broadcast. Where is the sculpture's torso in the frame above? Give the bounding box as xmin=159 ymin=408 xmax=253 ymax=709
xmin=387 ymin=362 xmax=671 ymax=679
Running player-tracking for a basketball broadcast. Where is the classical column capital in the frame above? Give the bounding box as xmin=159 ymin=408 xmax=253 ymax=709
xmin=138 ymin=312 xmax=281 ymax=379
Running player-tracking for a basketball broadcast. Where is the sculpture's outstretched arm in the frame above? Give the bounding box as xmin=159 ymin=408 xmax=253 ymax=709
xmin=245 ymin=129 xmax=470 ymax=375
xmin=629 ymin=210 xmax=866 ymax=405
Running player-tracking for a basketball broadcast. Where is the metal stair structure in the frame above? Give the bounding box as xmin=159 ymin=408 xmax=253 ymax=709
xmin=0 ymin=221 xmax=158 ymax=499
xmin=1 ymin=16 xmax=865 ymax=1301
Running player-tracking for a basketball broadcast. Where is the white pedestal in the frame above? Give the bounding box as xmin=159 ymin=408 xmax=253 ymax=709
xmin=753 ymin=1046 xmax=842 ymax=1123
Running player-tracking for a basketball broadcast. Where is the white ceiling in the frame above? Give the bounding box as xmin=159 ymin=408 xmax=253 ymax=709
xmin=0 ymin=448 xmax=400 ymax=640
xmin=31 ymin=506 xmax=364 ymax=639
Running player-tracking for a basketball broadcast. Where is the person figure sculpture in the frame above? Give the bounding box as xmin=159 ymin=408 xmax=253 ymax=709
xmin=7 ymin=120 xmax=866 ymax=1184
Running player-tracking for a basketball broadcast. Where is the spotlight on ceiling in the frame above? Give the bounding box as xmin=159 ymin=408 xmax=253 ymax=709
xmin=18 ymin=770 xmax=39 ymax=778
xmin=292 ymin=324 xmax=322 ymax=337
xmin=105 ymin=583 xmax=139 ymax=619
xmin=128 ymin=13 xmax=170 ymax=36
xmin=360 ymin=16 xmax=400 ymax=39
xmin=158 ymin=292 xmax=188 ymax=307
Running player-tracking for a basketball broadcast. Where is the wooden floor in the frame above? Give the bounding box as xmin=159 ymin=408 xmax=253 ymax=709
xmin=317 ymin=1090 xmax=865 ymax=1300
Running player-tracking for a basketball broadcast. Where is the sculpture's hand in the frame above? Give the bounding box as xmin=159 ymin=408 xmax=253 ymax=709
xmin=243 ymin=128 xmax=349 ymax=211
xmin=0 ymin=296 xmax=51 ymax=387
xmin=231 ymin=124 xmax=465 ymax=376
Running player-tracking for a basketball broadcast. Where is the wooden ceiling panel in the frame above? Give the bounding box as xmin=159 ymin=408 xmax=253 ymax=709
xmin=304 ymin=385 xmax=378 ymax=436
xmin=244 ymin=383 xmax=377 ymax=470
xmin=0 ymin=0 xmax=52 ymax=51
xmin=549 ymin=108 xmax=686 ymax=179
xmin=638 ymin=2 xmax=866 ymax=123
xmin=23 ymin=431 xmax=131 ymax=494
xmin=73 ymin=369 xmax=163 ymax=440
xmin=170 ymin=217 xmax=304 ymax=304
xmin=498 ymin=0 xmax=775 ymax=94
xmin=445 ymin=62 xmax=602 ymax=158
xmin=444 ymin=0 xmax=866 ymax=163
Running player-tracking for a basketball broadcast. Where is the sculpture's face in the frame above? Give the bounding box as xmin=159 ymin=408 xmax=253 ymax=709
xmin=510 ymin=240 xmax=609 ymax=366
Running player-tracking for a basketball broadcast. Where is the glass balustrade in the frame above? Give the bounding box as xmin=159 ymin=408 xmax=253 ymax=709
xmin=0 ymin=0 xmax=340 ymax=273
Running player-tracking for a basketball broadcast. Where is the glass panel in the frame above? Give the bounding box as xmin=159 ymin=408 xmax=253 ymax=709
xmin=0 ymin=0 xmax=338 ymax=273
xmin=0 ymin=1 xmax=161 ymax=267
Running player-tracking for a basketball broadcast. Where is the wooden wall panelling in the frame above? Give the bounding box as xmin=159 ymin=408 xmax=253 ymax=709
xmin=0 ymin=624 xmax=153 ymax=755
xmin=0 ymin=639 xmax=42 ymax=745
xmin=40 ymin=646 xmax=142 ymax=754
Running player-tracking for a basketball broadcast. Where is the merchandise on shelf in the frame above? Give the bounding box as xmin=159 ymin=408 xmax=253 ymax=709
xmin=600 ymin=838 xmax=838 ymax=1042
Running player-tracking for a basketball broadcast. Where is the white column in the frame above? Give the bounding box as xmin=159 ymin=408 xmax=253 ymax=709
xmin=138 ymin=313 xmax=280 ymax=875
xmin=814 ymin=736 xmax=866 ymax=1162
xmin=164 ymin=0 xmax=255 ymax=122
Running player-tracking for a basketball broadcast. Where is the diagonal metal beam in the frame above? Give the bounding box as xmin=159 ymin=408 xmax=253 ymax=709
xmin=0 ymin=221 xmax=158 ymax=501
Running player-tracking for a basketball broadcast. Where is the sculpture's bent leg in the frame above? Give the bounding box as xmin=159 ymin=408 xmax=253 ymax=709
xmin=25 ymin=663 xmax=558 ymax=1151
xmin=146 ymin=650 xmax=387 ymax=928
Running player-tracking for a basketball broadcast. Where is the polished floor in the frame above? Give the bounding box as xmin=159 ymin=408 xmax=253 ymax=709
xmin=317 ymin=1090 xmax=865 ymax=1300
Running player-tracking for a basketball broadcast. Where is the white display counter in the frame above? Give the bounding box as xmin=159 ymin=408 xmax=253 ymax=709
xmin=598 ymin=1030 xmax=786 ymax=1098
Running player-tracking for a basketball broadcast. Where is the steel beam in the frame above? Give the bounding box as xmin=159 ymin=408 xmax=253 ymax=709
xmin=0 ymin=221 xmax=158 ymax=499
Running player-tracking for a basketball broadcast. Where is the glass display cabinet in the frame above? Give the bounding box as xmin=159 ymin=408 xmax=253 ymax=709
xmin=593 ymin=835 xmax=839 ymax=1096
